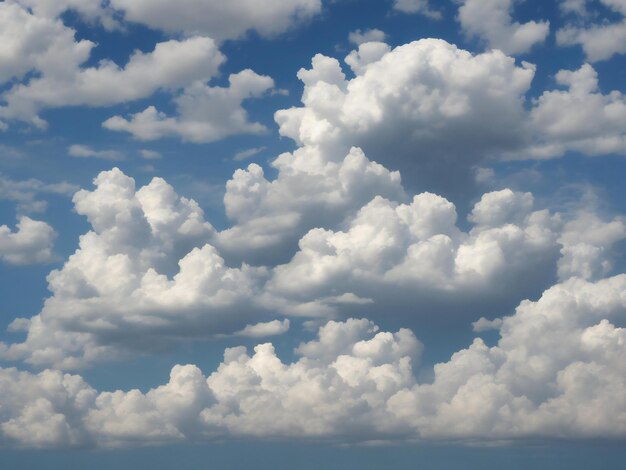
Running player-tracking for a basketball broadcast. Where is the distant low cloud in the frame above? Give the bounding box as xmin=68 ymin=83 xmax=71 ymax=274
xmin=1 ymin=274 xmax=625 ymax=447
xmin=68 ymin=144 xmax=123 ymax=161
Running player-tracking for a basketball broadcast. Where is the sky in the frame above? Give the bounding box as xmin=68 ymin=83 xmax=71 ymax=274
xmin=0 ymin=0 xmax=626 ymax=468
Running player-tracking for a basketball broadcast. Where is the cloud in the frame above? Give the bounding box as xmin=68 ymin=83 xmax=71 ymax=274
xmin=392 ymin=0 xmax=441 ymax=18
xmin=274 ymin=39 xmax=535 ymax=195
xmin=0 ymin=169 xmax=272 ymax=369
xmin=0 ymin=173 xmax=78 ymax=213
xmin=0 ymin=216 xmax=57 ymax=265
xmin=139 ymin=149 xmax=162 ymax=160
xmin=348 ymin=28 xmax=387 ymax=46
xmin=4 ymin=163 xmax=623 ymax=368
xmin=526 ymin=64 xmax=626 ymax=158
xmin=274 ymin=40 xmax=626 ymax=201
xmin=1 ymin=275 xmax=625 ymax=447
xmin=456 ymin=0 xmax=549 ymax=55
xmin=0 ymin=4 xmax=225 ymax=127
xmin=68 ymin=145 xmax=124 ymax=161
xmin=233 ymin=147 xmax=266 ymax=161
xmin=234 ymin=319 xmax=290 ymax=338
xmin=107 ymin=0 xmax=321 ymax=41
xmin=103 ymin=70 xmax=274 ymax=143
xmin=557 ymin=0 xmax=626 ymax=61
xmin=264 ymin=189 xmax=563 ymax=317
xmin=216 ymin=146 xmax=406 ymax=265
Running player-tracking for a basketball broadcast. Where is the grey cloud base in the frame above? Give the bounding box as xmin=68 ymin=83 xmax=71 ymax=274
xmin=1 ymin=274 xmax=625 ymax=448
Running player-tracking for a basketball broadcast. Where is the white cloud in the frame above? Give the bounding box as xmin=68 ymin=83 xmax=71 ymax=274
xmin=275 ymin=39 xmax=535 ymax=193
xmin=234 ymin=319 xmax=290 ymax=338
xmin=108 ymin=0 xmax=322 ymax=40
xmin=216 ymin=146 xmax=406 ymax=265
xmin=526 ymin=64 xmax=626 ymax=158
xmin=348 ymin=28 xmax=387 ymax=46
xmin=4 ymin=164 xmax=622 ymax=368
xmin=392 ymin=0 xmax=441 ymax=18
xmin=0 ymin=216 xmax=56 ymax=265
xmin=456 ymin=0 xmax=549 ymax=55
xmin=0 ymin=169 xmax=271 ymax=369
xmin=103 ymin=70 xmax=274 ymax=143
xmin=68 ymin=144 xmax=123 ymax=161
xmin=1 ymin=275 xmax=625 ymax=447
xmin=265 ymin=189 xmax=563 ymax=317
xmin=557 ymin=0 xmax=626 ymax=61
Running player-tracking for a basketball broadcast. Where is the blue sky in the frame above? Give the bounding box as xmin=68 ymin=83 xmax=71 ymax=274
xmin=1 ymin=0 xmax=626 ymax=467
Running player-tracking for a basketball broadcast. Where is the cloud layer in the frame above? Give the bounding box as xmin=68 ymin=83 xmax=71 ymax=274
xmin=1 ymin=274 xmax=625 ymax=448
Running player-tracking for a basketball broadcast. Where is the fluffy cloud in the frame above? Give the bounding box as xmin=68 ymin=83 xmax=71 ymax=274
xmin=217 ymin=146 xmax=406 ymax=265
xmin=275 ymin=39 xmax=535 ymax=194
xmin=456 ymin=0 xmax=549 ymax=55
xmin=0 ymin=169 xmax=271 ymax=369
xmin=108 ymin=0 xmax=321 ymax=40
xmin=103 ymin=70 xmax=274 ymax=143
xmin=527 ymin=64 xmax=626 ymax=158
xmin=0 ymin=216 xmax=57 ymax=265
xmin=4 ymin=165 xmax=622 ymax=368
xmin=275 ymin=39 xmax=626 ymax=195
xmin=0 ymin=22 xmax=224 ymax=127
xmin=1 ymin=275 xmax=625 ymax=447
xmin=557 ymin=0 xmax=626 ymax=61
xmin=265 ymin=189 xmax=563 ymax=317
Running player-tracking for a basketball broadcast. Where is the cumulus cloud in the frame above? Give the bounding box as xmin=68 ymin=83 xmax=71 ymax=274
xmin=0 ymin=6 xmax=225 ymax=128
xmin=1 ymin=275 xmax=625 ymax=448
xmin=103 ymin=70 xmax=274 ymax=143
xmin=275 ymin=39 xmax=535 ymax=194
xmin=274 ymin=39 xmax=626 ymax=199
xmin=557 ymin=0 xmax=626 ymax=61
xmin=526 ymin=64 xmax=626 ymax=158
xmin=0 ymin=173 xmax=78 ymax=213
xmin=217 ymin=146 xmax=406 ymax=265
xmin=107 ymin=0 xmax=321 ymax=40
xmin=0 ymin=169 xmax=272 ymax=369
xmin=456 ymin=0 xmax=550 ymax=55
xmin=265 ymin=189 xmax=563 ymax=317
xmin=0 ymin=216 xmax=57 ymax=265
xmin=4 ymin=164 xmax=622 ymax=368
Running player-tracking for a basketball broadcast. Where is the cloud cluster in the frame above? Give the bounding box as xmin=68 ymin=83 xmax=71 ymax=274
xmin=1 ymin=169 xmax=271 ymax=369
xmin=274 ymin=39 xmax=626 ymax=196
xmin=275 ymin=39 xmax=535 ymax=193
xmin=4 ymin=165 xmax=624 ymax=369
xmin=103 ymin=70 xmax=275 ymax=143
xmin=1 ymin=274 xmax=625 ymax=448
xmin=0 ymin=3 xmax=275 ymax=140
xmin=0 ymin=216 xmax=57 ymax=265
